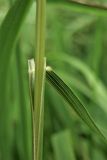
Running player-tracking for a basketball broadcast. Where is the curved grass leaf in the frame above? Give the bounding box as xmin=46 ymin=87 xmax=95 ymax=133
xmin=0 ymin=0 xmax=32 ymax=76
xmin=46 ymin=67 xmax=107 ymax=143
xmin=48 ymin=1 xmax=107 ymax=17
xmin=63 ymin=56 xmax=107 ymax=114
xmin=48 ymin=54 xmax=107 ymax=115
xmin=0 ymin=0 xmax=32 ymax=159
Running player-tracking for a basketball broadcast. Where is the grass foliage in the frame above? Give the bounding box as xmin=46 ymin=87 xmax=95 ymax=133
xmin=0 ymin=0 xmax=107 ymax=160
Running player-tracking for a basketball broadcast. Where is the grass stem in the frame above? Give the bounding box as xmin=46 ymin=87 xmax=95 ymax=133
xmin=34 ymin=0 xmax=46 ymax=159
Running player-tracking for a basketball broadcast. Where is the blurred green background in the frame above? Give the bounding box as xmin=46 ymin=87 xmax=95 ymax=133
xmin=0 ymin=0 xmax=107 ymax=159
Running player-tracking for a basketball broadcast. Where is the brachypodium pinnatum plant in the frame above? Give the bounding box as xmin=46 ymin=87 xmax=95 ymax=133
xmin=0 ymin=0 xmax=107 ymax=160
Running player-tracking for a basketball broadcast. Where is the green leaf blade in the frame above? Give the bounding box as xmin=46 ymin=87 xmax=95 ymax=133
xmin=0 ymin=0 xmax=32 ymax=76
xmin=0 ymin=0 xmax=32 ymax=159
xmin=48 ymin=1 xmax=107 ymax=17
xmin=46 ymin=68 xmax=107 ymax=143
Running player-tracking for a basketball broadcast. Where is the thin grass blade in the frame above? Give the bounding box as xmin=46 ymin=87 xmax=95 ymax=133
xmin=48 ymin=1 xmax=107 ymax=17
xmin=16 ymin=43 xmax=32 ymax=160
xmin=0 ymin=0 xmax=32 ymax=159
xmin=46 ymin=67 xmax=107 ymax=143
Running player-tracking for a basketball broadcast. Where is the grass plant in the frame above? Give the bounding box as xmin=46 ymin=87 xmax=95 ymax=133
xmin=0 ymin=0 xmax=107 ymax=160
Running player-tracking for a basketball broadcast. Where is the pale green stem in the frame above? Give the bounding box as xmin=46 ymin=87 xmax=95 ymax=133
xmin=34 ymin=0 xmax=46 ymax=160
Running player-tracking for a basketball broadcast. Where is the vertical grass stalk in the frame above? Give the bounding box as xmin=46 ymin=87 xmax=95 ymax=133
xmin=34 ymin=0 xmax=46 ymax=160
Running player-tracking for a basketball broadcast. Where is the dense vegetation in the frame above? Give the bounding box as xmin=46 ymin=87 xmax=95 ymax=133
xmin=0 ymin=0 xmax=107 ymax=160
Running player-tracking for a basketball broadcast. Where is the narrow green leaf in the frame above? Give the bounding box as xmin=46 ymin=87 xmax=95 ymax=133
xmin=0 ymin=0 xmax=32 ymax=159
xmin=16 ymin=43 xmax=32 ymax=160
xmin=48 ymin=1 xmax=107 ymax=17
xmin=28 ymin=58 xmax=36 ymax=160
xmin=46 ymin=67 xmax=107 ymax=143
xmin=49 ymin=54 xmax=107 ymax=115
xmin=0 ymin=0 xmax=32 ymax=76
